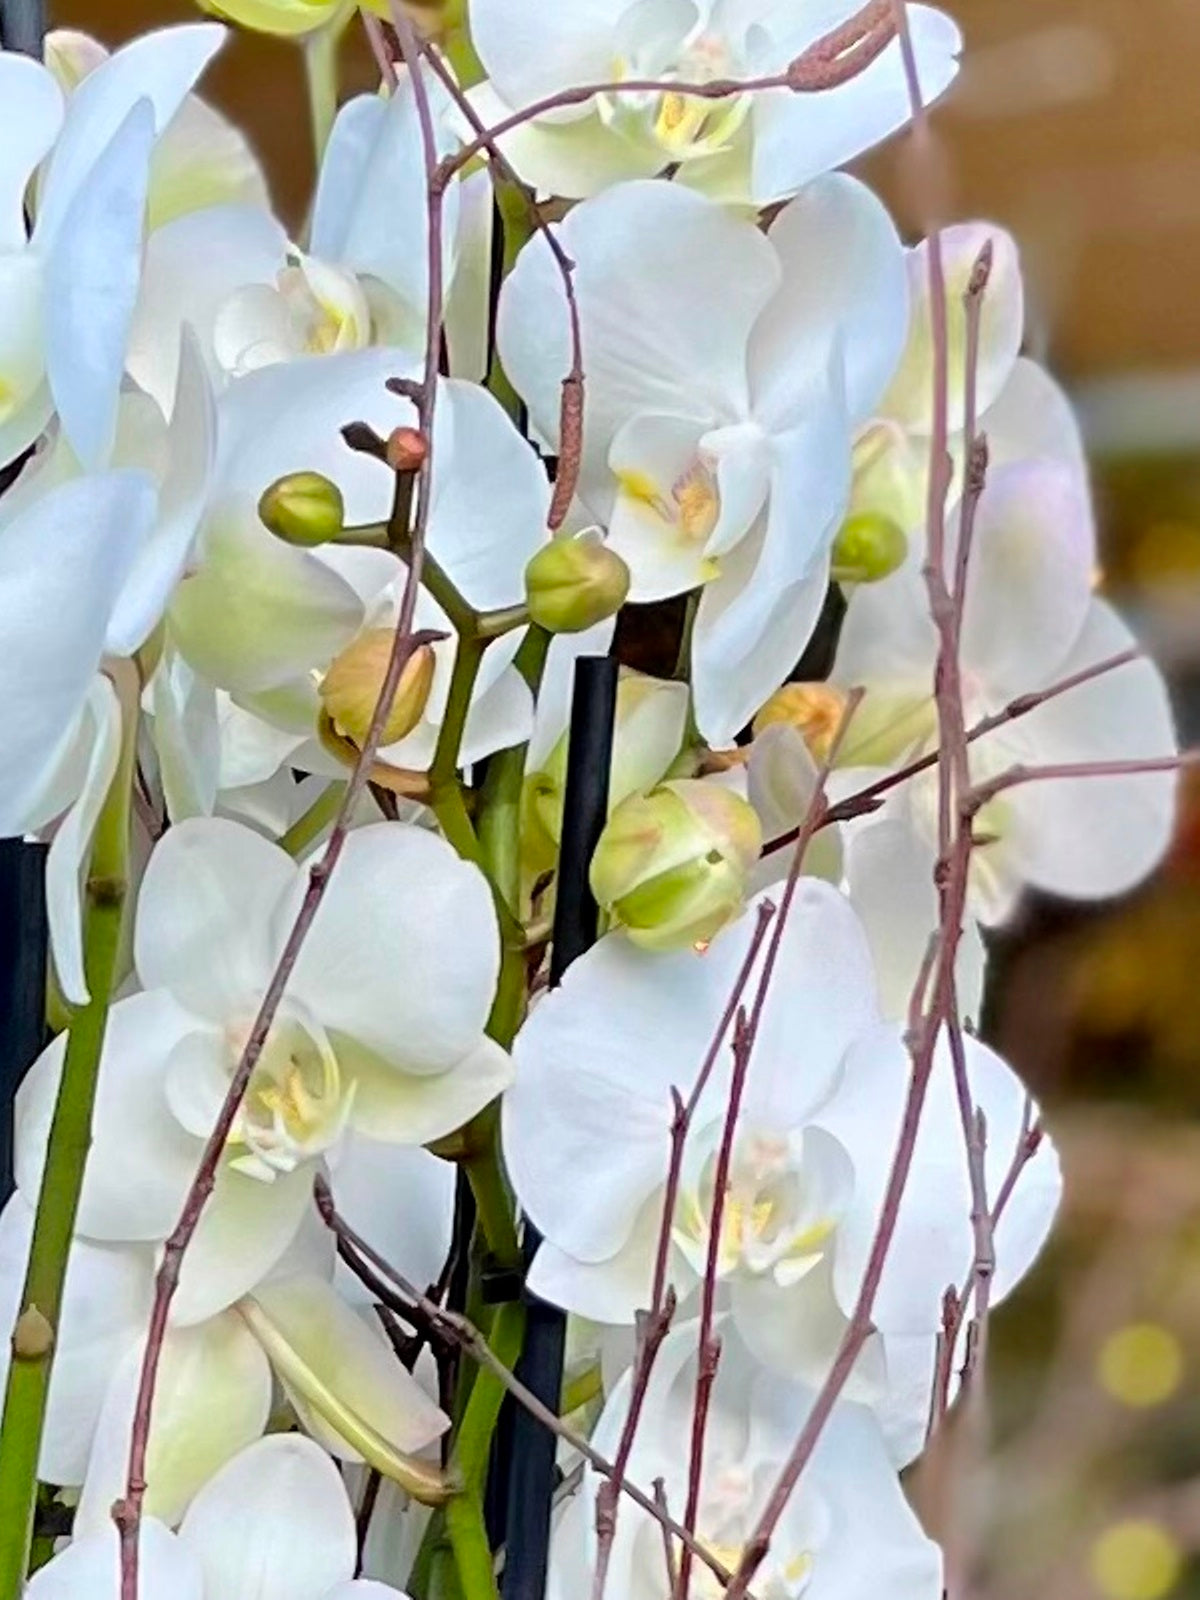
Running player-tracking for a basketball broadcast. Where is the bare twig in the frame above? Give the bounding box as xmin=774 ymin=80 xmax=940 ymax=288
xmin=673 ymin=694 xmax=863 ymax=1599
xmin=760 ymin=647 xmax=1143 ymax=857
xmin=311 ymin=1178 xmax=751 ymax=1595
xmin=724 ymin=10 xmax=979 ymax=1590
xmin=437 ymin=0 xmax=895 ymax=179
xmin=590 ymin=900 xmax=776 ymax=1600
xmin=965 ymin=752 xmax=1198 ymax=816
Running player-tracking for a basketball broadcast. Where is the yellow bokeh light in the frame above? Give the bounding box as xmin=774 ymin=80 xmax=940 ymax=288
xmin=1097 ymin=1323 xmax=1184 ymax=1408
xmin=1091 ymin=1521 xmax=1182 ymax=1600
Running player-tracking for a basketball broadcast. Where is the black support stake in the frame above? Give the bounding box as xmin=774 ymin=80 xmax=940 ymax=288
xmin=0 ymin=841 xmax=47 ymax=1200
xmin=500 ymin=654 xmax=618 ymax=1600
xmin=0 ymin=2 xmax=49 ymax=1202
xmin=0 ymin=0 xmax=46 ymax=56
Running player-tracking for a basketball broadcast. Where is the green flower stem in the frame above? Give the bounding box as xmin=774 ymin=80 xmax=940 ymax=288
xmin=430 ymin=635 xmax=486 ymax=795
xmin=0 ymin=672 xmax=138 ymax=1597
xmin=304 ymin=20 xmax=340 ymax=164
xmin=445 ymin=1300 xmax=524 ymax=1600
xmin=338 ymin=524 xmax=528 ymax=646
xmin=278 ymin=781 xmax=346 ymax=857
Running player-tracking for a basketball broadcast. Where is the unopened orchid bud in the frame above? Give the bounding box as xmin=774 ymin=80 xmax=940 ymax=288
xmin=524 ymin=534 xmax=631 ymax=634
xmin=197 ymin=0 xmax=354 ymax=38
xmin=830 ymin=510 xmax=908 ymax=585
xmin=752 ymin=682 xmax=849 ymax=763
xmin=258 ymin=471 xmax=345 ymax=547
xmin=590 ymin=779 xmax=762 ymax=952
xmin=319 ymin=630 xmax=435 ymax=747
xmin=387 ymin=425 xmax=429 ymax=474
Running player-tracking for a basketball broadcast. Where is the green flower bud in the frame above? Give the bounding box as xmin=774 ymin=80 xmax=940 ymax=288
xmin=319 ymin=630 xmax=436 ymax=747
xmin=524 ymin=533 xmax=630 ymax=634
xmin=830 ymin=510 xmax=908 ymax=585
xmin=590 ymin=779 xmax=762 ymax=952
xmin=258 ymin=471 xmax=345 ymax=547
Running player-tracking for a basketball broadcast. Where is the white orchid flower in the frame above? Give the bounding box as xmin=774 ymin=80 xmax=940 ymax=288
xmin=504 ymin=881 xmax=878 ymax=1329
xmin=833 ymin=458 xmax=1179 ymax=925
xmin=0 ymin=23 xmax=225 ymax=470
xmin=129 ymin=71 xmax=489 ymax=412
xmin=16 ymin=816 xmax=507 ymax=1322
xmin=505 ymin=886 xmax=1060 ymax=1433
xmin=498 ymin=173 xmax=908 ymax=744
xmin=1 ymin=1123 xmax=452 ymax=1516
xmin=43 ymin=28 xmax=270 ymax=231
xmin=469 ymin=0 xmax=960 ymax=206
xmin=27 ymin=1435 xmax=413 ymax=1600
xmin=166 ymin=349 xmax=548 ymax=787
xmin=550 ymin=1319 xmax=942 ymax=1600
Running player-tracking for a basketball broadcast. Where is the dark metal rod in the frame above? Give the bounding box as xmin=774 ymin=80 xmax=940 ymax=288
xmin=0 ymin=841 xmax=48 ymax=1200
xmin=500 ymin=654 xmax=619 ymax=1600
xmin=0 ymin=0 xmax=47 ymax=56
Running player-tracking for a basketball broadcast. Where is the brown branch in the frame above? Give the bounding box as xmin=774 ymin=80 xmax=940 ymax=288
xmin=437 ymin=0 xmax=898 ymax=180
xmin=590 ymin=900 xmax=776 ymax=1600
xmin=404 ymin=35 xmax=587 ymax=533
xmin=965 ymin=751 xmax=1198 ymax=816
xmin=760 ymin=645 xmax=1145 ymax=858
xmin=725 ymin=9 xmax=977 ymax=1589
xmin=112 ymin=23 xmax=453 ymax=1597
xmin=311 ymin=1177 xmax=752 ymax=1596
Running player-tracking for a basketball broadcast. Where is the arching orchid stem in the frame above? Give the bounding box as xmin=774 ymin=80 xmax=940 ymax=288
xmin=0 ymin=664 xmax=138 ymax=1597
xmin=113 ymin=29 xmax=454 ymax=1593
xmin=311 ymin=1177 xmax=751 ymax=1596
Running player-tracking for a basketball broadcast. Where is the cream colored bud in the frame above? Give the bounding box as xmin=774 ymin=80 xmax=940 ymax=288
xmin=258 ymin=471 xmax=345 ymax=547
xmin=525 ymin=534 xmax=631 ymax=634
xmin=590 ymin=779 xmax=762 ymax=952
xmin=319 ymin=631 xmax=436 ymax=747
xmin=752 ymin=683 xmax=849 ymax=763
xmin=830 ymin=511 xmax=908 ymax=585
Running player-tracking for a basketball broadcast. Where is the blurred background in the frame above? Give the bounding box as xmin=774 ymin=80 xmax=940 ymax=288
xmin=40 ymin=0 xmax=1200 ymax=1594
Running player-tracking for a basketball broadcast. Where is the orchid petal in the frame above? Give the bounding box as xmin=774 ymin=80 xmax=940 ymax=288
xmin=25 ymin=1521 xmax=202 ymax=1600
xmin=75 ymin=1312 xmax=271 ymax=1532
xmin=0 ymin=1194 xmax=153 ymax=1487
xmin=753 ymin=174 xmax=907 ymax=427
xmin=15 ymin=992 xmax=201 ymax=1242
xmin=179 ymin=1433 xmax=355 ymax=1600
xmin=42 ymin=98 xmax=155 ymax=468
xmin=883 ymin=219 xmax=1024 ymax=437
xmin=45 ymin=674 xmax=122 ymax=1006
xmin=285 ymin=824 xmax=500 ymax=1074
xmin=0 ymin=55 xmax=63 ymax=251
xmin=134 ymin=815 xmax=293 ymax=1017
